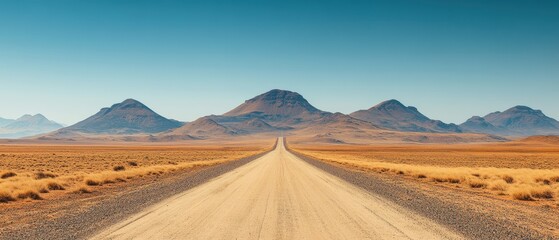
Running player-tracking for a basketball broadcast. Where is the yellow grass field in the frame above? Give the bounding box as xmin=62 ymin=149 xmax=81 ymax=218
xmin=291 ymin=142 xmax=559 ymax=204
xmin=0 ymin=144 xmax=268 ymax=203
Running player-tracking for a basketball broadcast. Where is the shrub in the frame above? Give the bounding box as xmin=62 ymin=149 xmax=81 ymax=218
xmin=113 ymin=166 xmax=125 ymax=171
xmin=85 ymin=179 xmax=101 ymax=186
xmin=448 ymin=178 xmax=461 ymax=184
xmin=73 ymin=187 xmax=92 ymax=194
xmin=16 ymin=190 xmax=42 ymax=200
xmin=47 ymin=182 xmax=65 ymax=191
xmin=1 ymin=172 xmax=17 ymax=179
xmin=489 ymin=180 xmax=508 ymax=191
xmin=531 ymin=187 xmax=554 ymax=199
xmin=501 ymin=175 xmax=514 ymax=184
xmin=511 ymin=189 xmax=533 ymax=201
xmin=35 ymin=172 xmax=56 ymax=179
xmin=0 ymin=191 xmax=15 ymax=203
xmin=468 ymin=179 xmax=487 ymax=188
xmin=535 ymin=178 xmax=551 ymax=185
xmin=128 ymin=161 xmax=138 ymax=166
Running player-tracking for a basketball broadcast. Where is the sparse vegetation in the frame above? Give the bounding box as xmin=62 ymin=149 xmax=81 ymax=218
xmin=293 ymin=143 xmax=559 ymax=204
xmin=34 ymin=172 xmax=56 ymax=179
xmin=0 ymin=191 xmax=15 ymax=202
xmin=1 ymin=172 xmax=17 ymax=179
xmin=113 ymin=166 xmax=126 ymax=171
xmin=16 ymin=190 xmax=42 ymax=200
xmin=0 ymin=144 xmax=266 ymax=203
xmin=72 ymin=187 xmax=92 ymax=194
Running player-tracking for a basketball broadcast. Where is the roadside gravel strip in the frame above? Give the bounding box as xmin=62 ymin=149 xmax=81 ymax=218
xmin=286 ymin=142 xmax=549 ymax=240
xmin=2 ymin=141 xmax=276 ymax=240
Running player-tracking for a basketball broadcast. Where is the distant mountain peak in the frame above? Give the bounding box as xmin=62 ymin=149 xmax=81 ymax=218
xmin=373 ymin=99 xmax=405 ymax=109
xmin=223 ymin=89 xmax=323 ymax=118
xmin=351 ymin=99 xmax=461 ymax=133
xmin=17 ymin=113 xmax=47 ymax=121
xmin=0 ymin=113 xmax=63 ymax=139
xmin=463 ymin=105 xmax=559 ymax=136
xmin=510 ymin=105 xmax=534 ymax=110
xmin=59 ymin=98 xmax=182 ymax=134
xmin=119 ymin=98 xmax=146 ymax=107
xmin=466 ymin=116 xmax=485 ymax=122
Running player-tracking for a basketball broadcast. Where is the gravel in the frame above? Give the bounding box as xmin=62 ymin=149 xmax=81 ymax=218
xmin=287 ymin=148 xmax=552 ymax=240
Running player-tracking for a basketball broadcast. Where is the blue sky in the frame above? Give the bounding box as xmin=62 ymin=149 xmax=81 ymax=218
xmin=1 ymin=0 xmax=558 ymax=125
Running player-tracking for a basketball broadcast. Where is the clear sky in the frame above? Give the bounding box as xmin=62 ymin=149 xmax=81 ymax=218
xmin=1 ymin=0 xmax=558 ymax=125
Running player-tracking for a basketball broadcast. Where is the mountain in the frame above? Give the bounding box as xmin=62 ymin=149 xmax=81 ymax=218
xmin=0 ymin=114 xmax=63 ymax=138
xmin=311 ymin=112 xmax=379 ymax=130
xmin=229 ymin=118 xmax=286 ymax=133
xmin=222 ymin=89 xmax=327 ymax=124
xmin=0 ymin=117 xmax=15 ymax=127
xmin=462 ymin=106 xmax=559 ymax=136
xmin=459 ymin=116 xmax=503 ymax=135
xmin=350 ymin=99 xmax=462 ymax=133
xmin=58 ymin=99 xmax=183 ymax=134
xmin=162 ymin=117 xmax=237 ymax=139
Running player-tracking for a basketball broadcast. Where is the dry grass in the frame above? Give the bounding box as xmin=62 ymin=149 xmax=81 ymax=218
xmin=292 ymin=142 xmax=559 ymax=204
xmin=0 ymin=144 xmax=268 ymax=203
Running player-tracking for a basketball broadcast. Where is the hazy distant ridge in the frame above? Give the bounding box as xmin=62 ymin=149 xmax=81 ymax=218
xmin=0 ymin=114 xmax=63 ymax=138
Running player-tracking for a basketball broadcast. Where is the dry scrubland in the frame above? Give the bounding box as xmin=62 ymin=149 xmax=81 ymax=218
xmin=292 ymin=143 xmax=559 ymax=204
xmin=0 ymin=145 xmax=266 ymax=203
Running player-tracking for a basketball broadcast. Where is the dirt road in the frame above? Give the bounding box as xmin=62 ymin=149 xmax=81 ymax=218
xmin=93 ymin=138 xmax=461 ymax=239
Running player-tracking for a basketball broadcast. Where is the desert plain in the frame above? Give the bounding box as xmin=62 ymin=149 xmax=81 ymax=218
xmin=0 ymin=139 xmax=274 ymax=237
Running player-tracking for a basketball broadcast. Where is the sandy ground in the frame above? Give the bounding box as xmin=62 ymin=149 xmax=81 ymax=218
xmin=93 ymin=138 xmax=461 ymax=240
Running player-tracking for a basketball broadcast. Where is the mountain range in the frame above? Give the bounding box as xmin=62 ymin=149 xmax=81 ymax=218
xmin=350 ymin=100 xmax=462 ymax=133
xmin=4 ymin=89 xmax=558 ymax=142
xmin=0 ymin=114 xmax=63 ymax=138
xmin=460 ymin=106 xmax=559 ymax=136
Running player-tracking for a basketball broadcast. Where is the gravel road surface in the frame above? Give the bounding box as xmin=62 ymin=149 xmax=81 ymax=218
xmin=93 ymin=138 xmax=461 ymax=240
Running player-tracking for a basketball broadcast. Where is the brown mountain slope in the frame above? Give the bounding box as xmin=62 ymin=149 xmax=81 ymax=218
xmin=53 ymin=99 xmax=183 ymax=135
xmin=223 ymin=89 xmax=326 ymax=123
xmin=350 ymin=100 xmax=461 ymax=133
xmin=162 ymin=117 xmax=237 ymax=139
xmin=480 ymin=106 xmax=559 ymax=136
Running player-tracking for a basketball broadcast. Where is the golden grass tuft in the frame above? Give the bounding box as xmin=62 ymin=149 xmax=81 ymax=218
xmin=468 ymin=179 xmax=487 ymax=189
xmin=16 ymin=190 xmax=42 ymax=200
xmin=47 ymin=181 xmax=65 ymax=191
xmin=530 ymin=187 xmax=554 ymax=199
xmin=489 ymin=180 xmax=509 ymax=191
xmin=85 ymin=179 xmax=101 ymax=186
xmin=34 ymin=172 xmax=56 ymax=180
xmin=501 ymin=175 xmax=514 ymax=184
xmin=0 ymin=191 xmax=15 ymax=203
xmin=511 ymin=189 xmax=534 ymax=201
xmin=72 ymin=186 xmax=92 ymax=194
